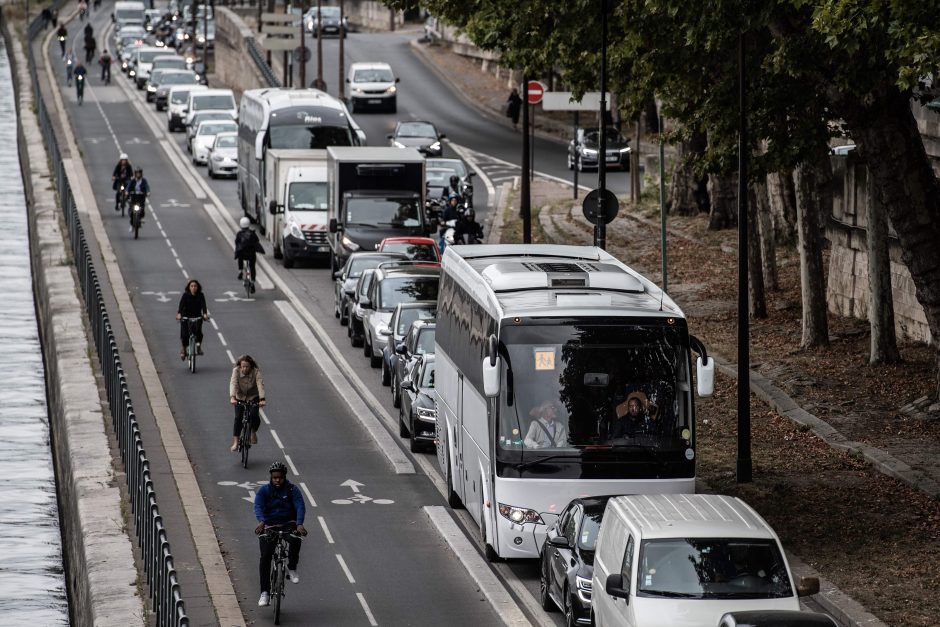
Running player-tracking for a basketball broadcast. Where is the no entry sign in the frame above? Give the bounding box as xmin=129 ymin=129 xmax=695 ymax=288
xmin=527 ymin=80 xmax=546 ymax=104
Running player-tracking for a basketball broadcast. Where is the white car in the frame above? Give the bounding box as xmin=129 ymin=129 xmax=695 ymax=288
xmin=346 ymin=62 xmax=398 ymax=113
xmin=184 ymin=88 xmax=237 ymax=128
xmin=133 ymin=46 xmax=166 ymax=90
xmin=191 ymin=120 xmax=237 ymax=165
xmin=166 ymin=84 xmax=207 ymax=132
xmin=207 ymin=132 xmax=238 ymax=178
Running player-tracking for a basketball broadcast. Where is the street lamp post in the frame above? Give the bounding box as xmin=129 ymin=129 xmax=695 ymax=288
xmin=338 ymin=0 xmax=345 ymax=100
xmin=736 ymin=32 xmax=753 ymax=483
xmin=316 ymin=0 xmax=323 ymax=89
xmin=521 ymin=77 xmax=531 ymax=244
xmin=595 ymin=0 xmax=608 ymax=250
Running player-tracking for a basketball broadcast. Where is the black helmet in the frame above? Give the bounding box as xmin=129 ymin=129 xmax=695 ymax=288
xmin=269 ymin=461 xmax=288 ymax=475
xmin=449 ymin=175 xmax=459 ymax=187
xmin=134 ymin=167 xmax=143 ymax=174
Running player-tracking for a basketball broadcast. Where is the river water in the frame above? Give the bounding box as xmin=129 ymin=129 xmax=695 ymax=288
xmin=0 ymin=31 xmax=71 ymax=625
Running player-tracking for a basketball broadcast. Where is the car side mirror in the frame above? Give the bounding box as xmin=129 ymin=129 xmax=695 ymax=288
xmin=254 ymin=131 xmax=265 ymax=161
xmin=438 ymin=133 xmax=446 ymax=139
xmin=329 ymin=218 xmax=340 ymax=233
xmin=605 ymin=574 xmax=629 ymax=601
xmin=696 ymin=355 xmax=714 ymax=397
xmin=378 ymin=325 xmax=391 ymax=337
xmin=359 ymin=297 xmax=372 ymax=309
xmin=401 ymin=380 xmax=414 ymax=392
xmin=269 ymin=200 xmax=279 ymax=215
xmin=482 ymin=355 xmax=500 ymax=398
xmin=395 ymin=77 xmax=400 ymax=83
xmin=386 ymin=134 xmax=393 ymax=140
xmin=332 ymin=270 xmax=340 ymax=280
xmin=796 ymin=576 xmax=820 ymax=597
xmin=467 ymin=171 xmax=476 ymax=178
xmin=345 ymin=77 xmax=350 ymax=83
xmin=395 ymin=343 xmax=408 ymax=355
xmin=548 ymin=535 xmax=569 ymax=548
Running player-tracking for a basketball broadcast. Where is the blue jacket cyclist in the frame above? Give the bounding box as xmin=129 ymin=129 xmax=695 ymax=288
xmin=254 ymin=461 xmax=308 ymax=607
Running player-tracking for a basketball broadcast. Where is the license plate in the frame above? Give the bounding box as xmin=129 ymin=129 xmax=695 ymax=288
xmin=316 ymin=246 xmax=329 ymax=253
xmin=368 ymin=99 xmax=382 ymax=104
xmin=607 ymin=156 xmax=619 ymax=162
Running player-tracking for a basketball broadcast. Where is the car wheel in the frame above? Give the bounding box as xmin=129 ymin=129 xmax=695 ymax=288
xmin=392 ymin=380 xmax=401 ymax=408
xmin=339 ymin=302 xmax=349 ymax=326
xmin=282 ymin=252 xmax=294 ymax=269
xmin=369 ymin=351 xmax=382 ymax=369
xmin=398 ymin=406 xmax=409 ymax=437
xmin=381 ymin=360 xmax=391 ymax=386
xmin=349 ymin=100 xmax=356 ymax=114
xmin=330 ymin=253 xmax=338 ymax=275
xmin=482 ymin=494 xmax=500 ymax=562
xmin=363 ymin=335 xmax=372 ymax=357
xmin=539 ymin=559 xmax=555 ymax=611
xmin=409 ymin=417 xmax=421 ymax=453
xmin=351 ymin=327 xmax=363 ymax=348
xmin=208 ymin=167 xmax=215 ymax=179
xmin=445 ymin=449 xmax=462 ymax=509
xmin=567 ymin=152 xmax=574 ymax=170
xmin=564 ymin=586 xmax=576 ymax=627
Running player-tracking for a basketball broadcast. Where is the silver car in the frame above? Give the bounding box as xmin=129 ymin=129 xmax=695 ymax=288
xmin=191 ymin=119 xmax=237 ymax=165
xmin=333 ymin=252 xmax=408 ymax=326
xmin=207 ymin=132 xmax=238 ymax=178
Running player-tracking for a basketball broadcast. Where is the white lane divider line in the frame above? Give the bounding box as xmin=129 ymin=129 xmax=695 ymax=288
xmin=169 ymin=246 xmax=178 ymax=257
xmin=299 ymin=481 xmax=317 ymax=508
xmin=175 ymin=258 xmax=183 ymax=269
xmin=225 ymin=349 xmax=235 ymax=363
xmin=336 ymin=554 xmax=356 ymax=584
xmin=356 ymin=593 xmax=378 ymax=626
xmin=270 ymin=429 xmax=285 ymax=450
xmin=217 ymin=332 xmax=227 ymax=347
xmin=284 ymin=454 xmax=299 ymax=476
xmin=259 ymin=408 xmax=271 ymax=425
xmin=317 ymin=516 xmax=333 ymax=544
xmin=209 ymin=317 xmax=219 ymax=331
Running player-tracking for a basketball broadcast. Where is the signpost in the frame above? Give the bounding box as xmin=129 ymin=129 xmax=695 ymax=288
xmin=261 ymin=12 xmax=299 ymax=85
xmin=526 ymin=81 xmax=545 ymax=182
xmin=582 ymin=188 xmax=619 ymax=225
xmin=526 ymin=80 xmax=546 ymax=104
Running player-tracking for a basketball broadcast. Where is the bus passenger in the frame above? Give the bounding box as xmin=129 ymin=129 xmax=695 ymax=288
xmin=523 ymin=400 xmax=568 ymax=449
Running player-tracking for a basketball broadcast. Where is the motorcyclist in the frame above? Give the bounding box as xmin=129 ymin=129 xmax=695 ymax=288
xmin=453 ymin=208 xmax=484 ymax=245
xmin=73 ymin=61 xmax=87 ymax=104
xmin=99 ymin=49 xmax=112 ymax=84
xmin=56 ymin=24 xmax=68 ymax=57
xmin=440 ymin=174 xmax=461 ymax=201
xmin=112 ymin=153 xmax=134 ymax=210
xmin=234 ymin=217 xmax=261 ymax=292
xmin=438 ymin=193 xmax=461 ymax=252
xmin=127 ymin=167 xmax=150 ymax=227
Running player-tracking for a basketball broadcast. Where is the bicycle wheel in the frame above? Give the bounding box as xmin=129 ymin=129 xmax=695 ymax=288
xmin=272 ymin=556 xmax=284 ymax=624
xmin=188 ymin=333 xmax=197 ymax=373
xmin=240 ymin=420 xmax=250 ymax=468
xmin=133 ymin=212 xmax=140 ymax=239
xmin=244 ymin=273 xmax=252 ymax=299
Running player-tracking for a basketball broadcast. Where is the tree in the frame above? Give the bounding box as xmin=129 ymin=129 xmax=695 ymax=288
xmin=794 ymin=152 xmax=831 ymax=348
xmin=865 ymin=168 xmax=901 ymax=364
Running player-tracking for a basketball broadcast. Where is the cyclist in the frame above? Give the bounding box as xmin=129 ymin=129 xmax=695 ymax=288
xmin=56 ymin=24 xmax=67 ymax=58
xmin=175 ymin=278 xmax=208 ymax=360
xmin=127 ymin=167 xmax=150 ymax=228
xmin=229 ymin=354 xmax=265 ymax=452
xmin=98 ymin=48 xmax=112 ymax=84
xmin=73 ymin=61 xmax=87 ymax=105
xmin=112 ymin=153 xmax=134 ymax=210
xmin=254 ymin=461 xmax=307 ymax=607
xmin=64 ymin=48 xmax=75 ymax=85
xmin=234 ymin=217 xmax=261 ymax=292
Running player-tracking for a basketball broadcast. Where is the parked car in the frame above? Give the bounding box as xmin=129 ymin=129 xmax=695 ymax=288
xmin=191 ymin=119 xmax=237 ymax=165
xmin=592 ymin=494 xmax=820 ymax=627
xmin=207 ymin=132 xmax=238 ymax=178
xmin=348 ymin=268 xmax=377 ymax=348
xmin=382 ymin=301 xmax=436 ymax=386
xmin=333 ymin=251 xmax=408 ymax=326
xmin=567 ymin=126 xmax=631 ymax=171
xmin=388 ymin=120 xmax=445 ymax=157
xmin=539 ymin=496 xmax=612 ymax=626
xmin=304 ymin=5 xmax=348 ymax=36
xmin=347 ymin=61 xmax=398 ymax=113
xmin=399 ymin=355 xmax=436 ymax=451
xmin=376 ymin=236 xmax=440 ymax=262
xmin=718 ymin=610 xmax=838 ymax=627
xmin=361 ymin=265 xmax=440 ymax=368
xmin=392 ymin=319 xmax=435 ymax=409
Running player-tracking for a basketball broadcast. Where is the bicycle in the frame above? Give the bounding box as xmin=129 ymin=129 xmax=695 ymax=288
xmin=263 ymin=529 xmax=301 ymax=624
xmin=180 ymin=317 xmax=203 ymax=373
xmin=114 ymin=180 xmax=127 ymax=215
xmin=129 ymin=193 xmax=145 ymax=239
xmin=235 ymin=399 xmax=259 ymax=468
xmin=242 ymin=263 xmax=254 ymax=299
xmin=75 ymin=73 xmax=84 ymax=105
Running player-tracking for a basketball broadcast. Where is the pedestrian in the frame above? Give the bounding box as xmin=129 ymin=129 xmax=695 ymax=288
xmin=506 ymin=87 xmax=523 ymax=131
xmin=41 ymin=7 xmax=52 ymax=29
xmin=99 ymin=49 xmax=112 ymax=84
xmin=83 ymin=21 xmax=93 ymax=40
xmin=84 ymin=34 xmax=96 ymax=64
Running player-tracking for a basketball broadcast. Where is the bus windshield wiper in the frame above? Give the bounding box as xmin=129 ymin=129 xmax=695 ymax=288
xmin=515 ymin=454 xmax=581 ymax=471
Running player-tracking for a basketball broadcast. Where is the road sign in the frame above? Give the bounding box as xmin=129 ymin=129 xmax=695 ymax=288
xmin=261 ymin=36 xmax=300 ymax=51
xmin=293 ymin=46 xmax=311 ymax=64
xmin=527 ymin=80 xmax=546 ymax=105
xmin=541 ymin=91 xmax=612 ymax=111
xmin=263 ymin=25 xmax=300 ymax=36
xmin=582 ymin=188 xmax=620 ymax=225
xmin=261 ymin=12 xmax=298 ymax=23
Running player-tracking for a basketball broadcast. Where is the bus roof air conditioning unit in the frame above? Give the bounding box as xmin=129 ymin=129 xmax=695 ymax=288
xmin=482 ymin=260 xmax=645 ymax=293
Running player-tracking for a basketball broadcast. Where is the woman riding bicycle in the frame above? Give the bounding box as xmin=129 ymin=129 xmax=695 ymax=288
xmin=176 ymin=279 xmax=209 ymax=360
xmin=230 ymin=354 xmax=266 ymax=451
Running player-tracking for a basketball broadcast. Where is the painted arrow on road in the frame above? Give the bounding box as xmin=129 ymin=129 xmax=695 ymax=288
xmin=340 ymin=479 xmax=364 ymax=493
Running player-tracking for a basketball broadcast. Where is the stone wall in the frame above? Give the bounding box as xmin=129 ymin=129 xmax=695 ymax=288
xmin=214 ymin=6 xmax=270 ymax=96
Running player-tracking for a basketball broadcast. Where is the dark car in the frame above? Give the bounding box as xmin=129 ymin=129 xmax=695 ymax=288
xmin=567 ymin=127 xmax=631 ymax=171
xmin=362 ymin=265 xmax=440 ymax=369
xmin=347 ymin=268 xmax=376 ymax=348
xmin=399 ymin=355 xmax=436 ymax=452
xmin=305 ymin=5 xmax=348 ymax=36
xmin=382 ymin=301 xmax=436 ymax=386
xmin=539 ymin=496 xmax=612 ymax=626
xmin=151 ymin=69 xmax=198 ymax=110
xmin=333 ymin=251 xmax=407 ymax=326
xmin=718 ymin=610 xmax=838 ymax=627
xmin=388 ymin=120 xmax=445 ymax=157
xmin=392 ymin=320 xmax=435 ymax=409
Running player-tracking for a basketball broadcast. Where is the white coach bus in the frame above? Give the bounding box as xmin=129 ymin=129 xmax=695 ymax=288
xmin=434 ymin=245 xmax=715 ymax=560
xmin=237 ymin=88 xmax=365 ymax=234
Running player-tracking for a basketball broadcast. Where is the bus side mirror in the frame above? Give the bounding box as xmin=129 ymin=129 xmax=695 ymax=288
xmin=254 ymin=131 xmax=265 ymax=161
xmin=482 ymin=335 xmax=500 ymax=397
xmin=696 ymin=356 xmax=714 ymax=397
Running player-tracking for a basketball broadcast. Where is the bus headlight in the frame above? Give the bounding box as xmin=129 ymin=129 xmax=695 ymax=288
xmin=498 ymin=503 xmax=544 ymax=525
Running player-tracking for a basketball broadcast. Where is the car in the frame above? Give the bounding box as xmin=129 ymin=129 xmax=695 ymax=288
xmin=143 ymin=8 xmax=163 ymax=32
xmin=567 ymin=126 xmax=631 ymax=171
xmin=388 ymin=120 xmax=445 ymax=157
xmin=152 ymin=70 xmax=199 ymax=111
xmin=151 ymin=54 xmax=189 ymax=75
xmin=186 ymin=110 xmax=234 ymax=151
xmin=183 ymin=88 xmax=237 ymax=129
xmin=361 ymin=265 xmax=440 ymax=368
xmin=333 ymin=251 xmax=408 ymax=326
xmin=376 ymin=236 xmax=441 ymax=263
xmin=191 ymin=119 xmax=237 ymax=165
xmin=132 ymin=46 xmax=167 ymax=89
xmin=381 ymin=301 xmax=436 ymax=386
xmin=304 ymin=5 xmax=348 ymax=36
xmin=166 ymin=84 xmax=207 ymax=131
xmin=399 ymin=355 xmax=437 ymax=451
xmin=348 ymin=268 xmax=377 ymax=348
xmin=718 ymin=610 xmax=838 ymax=627
xmin=144 ymin=68 xmax=170 ymax=102
xmin=425 ymin=157 xmax=474 ymax=206
xmin=539 ymin=495 xmax=612 ymax=626
xmin=192 ymin=19 xmax=215 ymax=49
xmin=392 ymin=319 xmax=436 ymax=409
xmin=347 ymin=62 xmax=399 ymax=113
xmin=207 ymin=132 xmax=238 ymax=178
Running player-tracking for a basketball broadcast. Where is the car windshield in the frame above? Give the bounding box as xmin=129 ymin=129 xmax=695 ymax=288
xmin=288 ymin=182 xmax=328 ymax=211
xmin=638 ymin=538 xmax=793 ymax=600
xmin=345 ymin=198 xmax=420 ymax=228
xmin=269 ymin=125 xmax=353 ymax=150
xmin=149 ymin=70 xmax=167 ymax=83
xmin=397 ymin=122 xmax=436 ymax=138
xmin=426 ymin=159 xmax=467 ymax=178
xmin=214 ymin=135 xmax=237 ymax=148
xmin=162 ymin=73 xmax=197 ymax=85
xmin=171 ymin=90 xmax=194 ymax=104
xmin=138 ymin=50 xmax=163 ymax=63
xmin=414 ymin=328 xmax=436 ymax=354
xmin=155 ymin=58 xmax=187 ymax=69
xmin=379 ymin=278 xmax=439 ymax=312
xmin=426 ymin=169 xmax=453 ymax=186
xmin=318 ymin=7 xmax=339 ymax=17
xmin=346 ymin=255 xmax=401 ymax=279
xmin=396 ymin=307 xmax=436 ymax=335
xmin=584 ymin=127 xmax=626 ymax=144
xmin=353 ymin=68 xmax=394 ymax=83
xmin=199 ymin=123 xmax=235 ymax=135
xmin=193 ymin=95 xmax=234 ymax=110
xmin=420 ymin=362 xmax=435 ymax=388
xmin=380 ymin=242 xmax=437 ymax=261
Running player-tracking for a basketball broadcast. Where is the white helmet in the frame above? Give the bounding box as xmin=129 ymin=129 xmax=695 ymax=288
xmin=239 ymin=217 xmax=251 ymax=229
xmin=119 ymin=152 xmax=128 ymax=160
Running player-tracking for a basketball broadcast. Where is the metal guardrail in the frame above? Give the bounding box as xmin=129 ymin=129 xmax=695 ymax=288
xmin=247 ymin=35 xmax=280 ymax=87
xmin=9 ymin=8 xmax=190 ymax=627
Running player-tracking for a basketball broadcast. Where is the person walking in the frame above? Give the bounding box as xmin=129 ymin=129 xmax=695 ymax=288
xmin=99 ymin=49 xmax=112 ymax=84
xmin=506 ymin=87 xmax=523 ymax=131
xmin=56 ymin=24 xmax=68 ymax=57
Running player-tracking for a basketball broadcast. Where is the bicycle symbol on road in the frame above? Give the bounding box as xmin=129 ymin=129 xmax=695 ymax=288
xmin=332 ymin=479 xmax=394 ymax=505
xmin=218 ymin=480 xmax=266 ymax=503
xmin=141 ymin=290 xmax=180 ymax=303
xmin=215 ymin=290 xmax=254 ymax=302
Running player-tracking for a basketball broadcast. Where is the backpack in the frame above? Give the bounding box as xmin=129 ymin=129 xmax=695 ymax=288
xmin=235 ymin=229 xmax=255 ymax=257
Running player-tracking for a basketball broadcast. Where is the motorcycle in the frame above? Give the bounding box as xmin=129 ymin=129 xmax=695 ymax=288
xmin=460 ymin=181 xmax=474 ymax=210
xmin=129 ymin=195 xmax=144 ymax=239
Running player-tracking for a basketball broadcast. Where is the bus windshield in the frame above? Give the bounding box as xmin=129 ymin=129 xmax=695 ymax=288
xmin=496 ymin=322 xmax=692 ymax=478
xmin=269 ymin=125 xmax=353 ymax=149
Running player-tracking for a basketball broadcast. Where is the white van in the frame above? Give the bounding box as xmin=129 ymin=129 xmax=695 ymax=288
xmin=132 ymin=46 xmax=166 ymax=90
xmin=166 ymin=84 xmax=207 ymax=132
xmin=591 ymin=494 xmax=819 ymax=627
xmin=184 ymin=88 xmax=237 ymax=128
xmin=114 ymin=0 xmax=146 ymax=29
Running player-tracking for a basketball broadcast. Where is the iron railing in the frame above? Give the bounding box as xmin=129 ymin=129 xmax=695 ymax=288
xmin=9 ymin=7 xmax=190 ymax=627
xmin=247 ymin=34 xmax=280 ymax=87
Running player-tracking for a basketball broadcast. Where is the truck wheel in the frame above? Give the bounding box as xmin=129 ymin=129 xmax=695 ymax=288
xmin=282 ymin=251 xmax=294 ymax=268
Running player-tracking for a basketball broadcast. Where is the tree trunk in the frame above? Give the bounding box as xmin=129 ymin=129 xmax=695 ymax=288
xmin=754 ymin=176 xmax=778 ymax=291
xmin=865 ymin=167 xmax=901 ymax=365
xmin=707 ymin=172 xmax=737 ymax=230
xmin=748 ymin=185 xmax=767 ymax=318
xmin=667 ymin=134 xmax=709 ymax=216
xmin=794 ymin=153 xmax=830 ymax=348
xmin=767 ymin=170 xmax=798 ymax=244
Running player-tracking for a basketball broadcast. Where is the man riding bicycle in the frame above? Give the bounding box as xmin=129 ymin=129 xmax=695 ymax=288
xmin=254 ymin=461 xmax=307 ymax=607
xmin=127 ymin=167 xmax=149 ymax=227
xmin=234 ymin=217 xmax=262 ymax=293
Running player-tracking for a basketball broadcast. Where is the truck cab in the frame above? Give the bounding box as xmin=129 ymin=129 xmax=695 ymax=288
xmin=265 ymin=149 xmax=330 ymax=267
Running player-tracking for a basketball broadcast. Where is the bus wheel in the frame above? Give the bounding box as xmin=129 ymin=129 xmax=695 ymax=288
xmin=481 ymin=494 xmax=500 ymax=562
